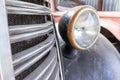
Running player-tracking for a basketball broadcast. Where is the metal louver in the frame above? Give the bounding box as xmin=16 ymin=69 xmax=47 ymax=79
xmin=0 ymin=0 xmax=63 ymax=80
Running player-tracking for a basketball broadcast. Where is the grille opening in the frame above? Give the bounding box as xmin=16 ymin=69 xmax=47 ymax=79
xmin=21 ymin=0 xmax=43 ymax=5
xmin=11 ymin=35 xmax=48 ymax=54
xmin=44 ymin=1 xmax=50 ymax=7
xmin=46 ymin=15 xmax=52 ymax=21
xmin=8 ymin=14 xmax=46 ymax=26
xmin=15 ymin=53 xmax=49 ymax=80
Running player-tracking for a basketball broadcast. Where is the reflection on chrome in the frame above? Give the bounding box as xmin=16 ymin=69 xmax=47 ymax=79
xmin=73 ymin=10 xmax=99 ymax=48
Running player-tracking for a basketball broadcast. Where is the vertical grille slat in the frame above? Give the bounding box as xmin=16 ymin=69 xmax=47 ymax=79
xmin=0 ymin=0 xmax=15 ymax=80
xmin=23 ymin=48 xmax=57 ymax=80
xmin=13 ymin=35 xmax=54 ymax=66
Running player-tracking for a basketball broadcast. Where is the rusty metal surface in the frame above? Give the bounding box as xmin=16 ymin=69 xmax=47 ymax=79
xmin=97 ymin=0 xmax=103 ymax=11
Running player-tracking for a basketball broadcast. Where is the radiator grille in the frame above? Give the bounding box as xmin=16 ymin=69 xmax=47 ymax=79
xmin=8 ymin=14 xmax=45 ymax=26
xmin=5 ymin=0 xmax=62 ymax=80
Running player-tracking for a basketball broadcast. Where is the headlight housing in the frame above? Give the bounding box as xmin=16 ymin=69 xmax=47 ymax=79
xmin=59 ymin=6 xmax=100 ymax=50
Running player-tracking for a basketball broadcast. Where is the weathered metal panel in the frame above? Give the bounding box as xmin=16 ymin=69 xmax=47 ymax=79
xmin=81 ymin=0 xmax=98 ymax=9
xmin=81 ymin=0 xmax=119 ymax=11
xmin=102 ymin=0 xmax=117 ymax=11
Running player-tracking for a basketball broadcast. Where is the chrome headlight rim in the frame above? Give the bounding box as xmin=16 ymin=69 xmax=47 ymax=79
xmin=67 ymin=6 xmax=101 ymax=50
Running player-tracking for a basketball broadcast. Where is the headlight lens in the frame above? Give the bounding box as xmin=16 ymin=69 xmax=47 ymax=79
xmin=73 ymin=10 xmax=100 ymax=49
xmin=59 ymin=6 xmax=100 ymax=50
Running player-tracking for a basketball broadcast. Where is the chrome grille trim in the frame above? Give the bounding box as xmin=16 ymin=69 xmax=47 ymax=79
xmin=6 ymin=0 xmax=50 ymax=15
xmin=9 ymin=22 xmax=52 ymax=35
xmin=0 ymin=0 xmax=15 ymax=80
xmin=7 ymin=6 xmax=50 ymax=15
xmin=6 ymin=0 xmax=50 ymax=11
xmin=10 ymin=26 xmax=53 ymax=43
xmin=54 ymin=67 xmax=60 ymax=80
xmin=13 ymin=34 xmax=54 ymax=66
xmin=40 ymin=62 xmax=59 ymax=80
xmin=23 ymin=48 xmax=57 ymax=80
xmin=55 ymin=70 xmax=60 ymax=80
xmin=14 ymin=40 xmax=55 ymax=76
xmin=40 ymin=63 xmax=58 ymax=80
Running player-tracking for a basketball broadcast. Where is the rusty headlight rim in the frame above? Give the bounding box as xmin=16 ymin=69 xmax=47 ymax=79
xmin=67 ymin=6 xmax=101 ymax=50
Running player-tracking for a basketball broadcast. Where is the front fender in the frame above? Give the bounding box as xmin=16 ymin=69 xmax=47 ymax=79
xmin=100 ymin=19 xmax=120 ymax=41
xmin=63 ymin=34 xmax=120 ymax=80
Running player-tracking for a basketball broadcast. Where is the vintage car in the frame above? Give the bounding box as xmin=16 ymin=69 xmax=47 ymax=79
xmin=0 ymin=0 xmax=120 ymax=80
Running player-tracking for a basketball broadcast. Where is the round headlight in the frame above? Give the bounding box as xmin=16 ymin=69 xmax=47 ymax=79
xmin=59 ymin=6 xmax=100 ymax=50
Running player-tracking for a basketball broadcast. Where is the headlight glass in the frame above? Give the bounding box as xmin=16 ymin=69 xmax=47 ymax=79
xmin=73 ymin=10 xmax=100 ymax=49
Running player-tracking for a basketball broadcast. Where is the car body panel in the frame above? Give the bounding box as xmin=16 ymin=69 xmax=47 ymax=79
xmin=98 ymin=12 xmax=120 ymax=41
xmin=62 ymin=34 xmax=120 ymax=80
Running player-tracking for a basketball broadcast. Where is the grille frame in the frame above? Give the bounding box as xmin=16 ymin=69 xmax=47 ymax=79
xmin=0 ymin=0 xmax=15 ymax=80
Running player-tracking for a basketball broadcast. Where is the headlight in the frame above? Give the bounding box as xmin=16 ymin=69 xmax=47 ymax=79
xmin=59 ymin=6 xmax=100 ymax=50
